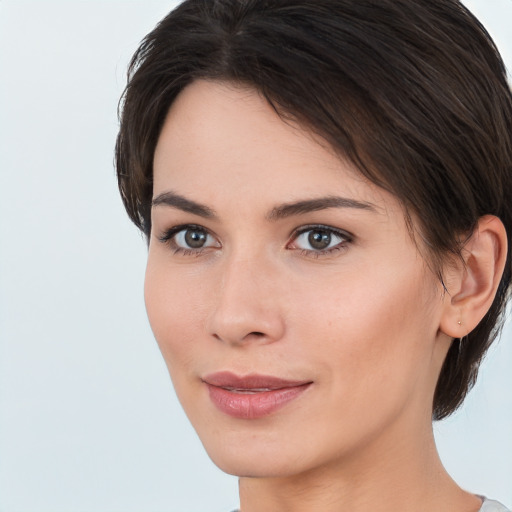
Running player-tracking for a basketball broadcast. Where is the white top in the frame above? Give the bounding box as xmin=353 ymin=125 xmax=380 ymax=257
xmin=480 ymin=498 xmax=511 ymax=512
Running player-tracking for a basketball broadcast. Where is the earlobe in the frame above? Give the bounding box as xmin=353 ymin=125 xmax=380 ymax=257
xmin=439 ymin=215 xmax=508 ymax=338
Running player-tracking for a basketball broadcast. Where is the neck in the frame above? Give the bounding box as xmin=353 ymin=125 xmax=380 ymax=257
xmin=238 ymin=421 xmax=481 ymax=512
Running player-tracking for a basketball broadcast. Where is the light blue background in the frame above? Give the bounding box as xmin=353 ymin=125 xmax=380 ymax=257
xmin=0 ymin=1 xmax=511 ymax=511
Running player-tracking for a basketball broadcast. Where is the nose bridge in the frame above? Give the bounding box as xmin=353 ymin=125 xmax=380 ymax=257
xmin=208 ymin=248 xmax=285 ymax=345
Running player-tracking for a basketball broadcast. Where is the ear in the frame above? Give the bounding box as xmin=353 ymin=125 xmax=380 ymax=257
xmin=440 ymin=215 xmax=508 ymax=338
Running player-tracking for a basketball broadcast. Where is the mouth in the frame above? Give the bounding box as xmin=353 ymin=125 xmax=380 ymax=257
xmin=202 ymin=371 xmax=313 ymax=420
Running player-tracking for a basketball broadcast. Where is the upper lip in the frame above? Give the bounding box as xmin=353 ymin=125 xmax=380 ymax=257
xmin=202 ymin=371 xmax=312 ymax=390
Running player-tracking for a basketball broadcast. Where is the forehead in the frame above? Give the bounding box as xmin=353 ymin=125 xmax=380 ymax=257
xmin=153 ymin=79 xmax=397 ymax=217
xmin=155 ymin=81 xmax=344 ymax=173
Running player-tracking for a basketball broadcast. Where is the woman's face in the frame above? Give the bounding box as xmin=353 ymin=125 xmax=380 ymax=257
xmin=146 ymin=80 xmax=452 ymax=478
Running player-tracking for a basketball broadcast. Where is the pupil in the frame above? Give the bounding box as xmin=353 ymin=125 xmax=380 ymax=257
xmin=308 ymin=230 xmax=331 ymax=250
xmin=185 ymin=229 xmax=207 ymax=248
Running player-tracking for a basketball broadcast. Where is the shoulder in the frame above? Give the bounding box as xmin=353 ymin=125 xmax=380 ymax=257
xmin=480 ymin=498 xmax=511 ymax=512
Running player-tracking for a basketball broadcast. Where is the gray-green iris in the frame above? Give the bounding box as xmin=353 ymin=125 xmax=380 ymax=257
xmin=185 ymin=229 xmax=207 ymax=248
xmin=308 ymin=230 xmax=331 ymax=250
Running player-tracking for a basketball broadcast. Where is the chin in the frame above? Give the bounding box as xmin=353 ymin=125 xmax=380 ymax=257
xmin=208 ymin=453 xmax=301 ymax=479
xmin=198 ymin=428 xmax=319 ymax=479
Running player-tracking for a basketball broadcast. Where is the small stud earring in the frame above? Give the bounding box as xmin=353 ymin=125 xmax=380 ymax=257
xmin=457 ymin=320 xmax=462 ymax=326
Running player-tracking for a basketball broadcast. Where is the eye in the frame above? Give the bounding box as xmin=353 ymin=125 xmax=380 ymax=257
xmin=158 ymin=225 xmax=220 ymax=254
xmin=288 ymin=225 xmax=351 ymax=255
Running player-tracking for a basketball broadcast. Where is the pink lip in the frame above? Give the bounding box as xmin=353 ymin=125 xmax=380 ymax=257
xmin=202 ymin=372 xmax=312 ymax=420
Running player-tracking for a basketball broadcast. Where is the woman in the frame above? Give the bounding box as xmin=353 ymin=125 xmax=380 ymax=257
xmin=115 ymin=1 xmax=512 ymax=511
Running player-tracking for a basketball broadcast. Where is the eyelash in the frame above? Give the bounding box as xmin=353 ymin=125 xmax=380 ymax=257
xmin=157 ymin=224 xmax=353 ymax=258
xmin=157 ymin=224 xmax=218 ymax=256
xmin=289 ymin=224 xmax=353 ymax=258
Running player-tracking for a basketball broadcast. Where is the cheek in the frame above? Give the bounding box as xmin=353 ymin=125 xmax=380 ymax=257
xmin=144 ymin=256 xmax=208 ymax=374
xmin=293 ymin=261 xmax=439 ymax=397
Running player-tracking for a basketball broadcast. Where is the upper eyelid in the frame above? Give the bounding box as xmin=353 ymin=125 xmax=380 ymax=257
xmin=290 ymin=224 xmax=353 ymax=240
xmin=159 ymin=223 xmax=351 ymax=236
xmin=158 ymin=223 xmax=213 ymax=239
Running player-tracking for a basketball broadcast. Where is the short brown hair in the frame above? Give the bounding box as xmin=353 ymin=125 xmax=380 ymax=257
xmin=115 ymin=0 xmax=512 ymax=420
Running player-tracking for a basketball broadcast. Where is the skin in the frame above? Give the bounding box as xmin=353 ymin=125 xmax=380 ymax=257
xmin=145 ymin=80 xmax=502 ymax=512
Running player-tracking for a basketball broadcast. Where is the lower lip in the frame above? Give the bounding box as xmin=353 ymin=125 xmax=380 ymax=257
xmin=205 ymin=383 xmax=311 ymax=420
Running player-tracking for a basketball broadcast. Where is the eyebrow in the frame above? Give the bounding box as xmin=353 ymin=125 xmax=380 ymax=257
xmin=152 ymin=191 xmax=217 ymax=218
xmin=151 ymin=191 xmax=377 ymax=220
xmin=266 ymin=196 xmax=377 ymax=220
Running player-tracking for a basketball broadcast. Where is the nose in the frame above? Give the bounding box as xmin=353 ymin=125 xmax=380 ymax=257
xmin=206 ymin=254 xmax=286 ymax=346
